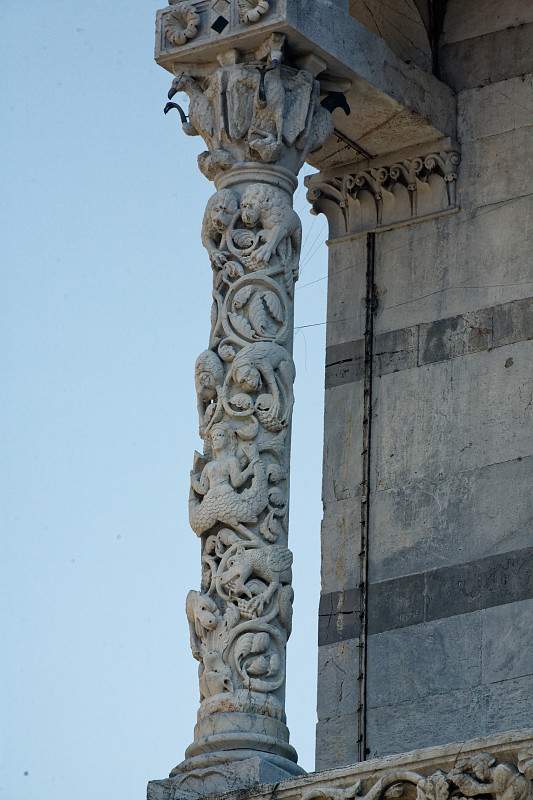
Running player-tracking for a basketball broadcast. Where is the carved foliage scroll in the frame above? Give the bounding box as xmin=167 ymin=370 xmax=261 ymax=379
xmin=188 ymin=178 xmax=302 ymax=722
xmin=302 ymin=752 xmax=533 ymax=800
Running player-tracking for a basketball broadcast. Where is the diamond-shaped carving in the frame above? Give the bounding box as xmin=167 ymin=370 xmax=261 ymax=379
xmin=211 ymin=14 xmax=229 ymax=33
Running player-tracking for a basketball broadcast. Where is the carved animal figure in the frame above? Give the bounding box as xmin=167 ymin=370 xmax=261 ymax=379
xmin=200 ymin=651 xmax=233 ymax=697
xmin=195 ymin=349 xmax=225 ymax=435
xmin=189 ymin=423 xmax=269 ymax=535
xmin=239 ymin=184 xmax=302 ymax=285
xmin=448 ymin=754 xmax=532 ymax=800
xmin=219 ymin=543 xmax=293 ymax=617
xmin=233 ymin=630 xmax=279 ymax=680
xmin=186 ymin=590 xmax=220 ymax=659
xmin=201 ymin=189 xmax=239 ymax=269
xmin=165 ymin=72 xmax=235 ymax=179
xmin=247 ymin=65 xmax=285 ymax=163
xmin=167 ymin=72 xmax=215 ymax=144
xmin=185 ymin=591 xmax=236 ymax=697
xmin=224 ymin=341 xmax=295 ymax=427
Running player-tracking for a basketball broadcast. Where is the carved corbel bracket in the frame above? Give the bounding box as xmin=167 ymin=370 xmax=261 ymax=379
xmin=306 ymin=143 xmax=461 ymax=240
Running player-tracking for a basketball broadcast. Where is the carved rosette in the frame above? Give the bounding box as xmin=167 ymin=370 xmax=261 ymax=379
xmin=162 ymin=35 xmax=335 ymax=783
xmin=164 ymin=0 xmax=200 ymax=47
xmin=239 ymin=0 xmax=271 ymax=24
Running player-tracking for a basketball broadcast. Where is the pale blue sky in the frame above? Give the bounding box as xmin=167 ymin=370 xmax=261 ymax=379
xmin=2 ymin=3 xmax=330 ymax=798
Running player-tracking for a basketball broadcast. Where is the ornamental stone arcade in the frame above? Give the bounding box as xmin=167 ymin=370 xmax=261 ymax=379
xmin=147 ymin=1 xmax=533 ymax=799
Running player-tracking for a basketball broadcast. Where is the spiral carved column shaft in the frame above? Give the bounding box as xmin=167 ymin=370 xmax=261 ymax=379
xmin=185 ymin=163 xmax=301 ymax=771
xmin=151 ymin=36 xmax=336 ymax=798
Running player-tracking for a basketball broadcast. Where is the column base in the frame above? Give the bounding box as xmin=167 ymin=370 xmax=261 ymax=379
xmin=147 ymin=750 xmax=306 ymax=800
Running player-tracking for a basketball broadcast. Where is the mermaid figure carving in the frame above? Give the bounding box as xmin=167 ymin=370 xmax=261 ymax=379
xmin=189 ymin=423 xmax=269 ymax=536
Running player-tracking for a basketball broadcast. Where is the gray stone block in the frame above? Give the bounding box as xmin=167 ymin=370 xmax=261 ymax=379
xmin=493 ymin=297 xmax=533 ymax=347
xmin=366 ymin=686 xmax=484 ymax=758
xmin=483 ymin=674 xmax=533 ymax=734
xmin=425 ymin=547 xmax=533 ymax=622
xmin=442 ymin=0 xmax=533 ymax=45
xmin=374 ymin=326 xmax=418 ymax=375
xmin=460 ymin=126 xmax=533 ymax=211
xmin=369 ymin=456 xmax=533 ymax=582
xmin=317 ymin=640 xmax=359 ymax=722
xmin=321 ymin=498 xmax=362 ymax=594
xmin=315 ymin=714 xmax=359 ymax=771
xmin=367 ymin=614 xmax=482 ymax=708
xmin=319 ymin=589 xmax=361 ymax=646
xmin=374 ymin=195 xmax=533 ymax=334
xmin=327 ymin=299 xmax=532 ymax=390
xmin=440 ymin=23 xmax=533 ymax=91
xmin=323 ymin=381 xmax=364 ymax=502
xmin=458 ymin=75 xmax=533 ymax=142
xmin=367 ymin=572 xmax=425 ymax=634
xmin=372 ymin=341 xmax=533 ymax=492
xmin=147 ymin=754 xmax=301 ymax=800
xmin=418 ymin=308 xmax=492 ymax=366
xmin=366 ymin=547 xmax=532 ymax=636
xmin=325 ymin=339 xmax=365 ymax=389
xmin=482 ymin=599 xmax=533 ymax=684
xmin=326 ymin=239 xmax=367 ymax=349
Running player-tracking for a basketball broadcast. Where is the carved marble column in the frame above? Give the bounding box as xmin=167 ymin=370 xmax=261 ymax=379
xmin=149 ymin=31 xmax=335 ymax=800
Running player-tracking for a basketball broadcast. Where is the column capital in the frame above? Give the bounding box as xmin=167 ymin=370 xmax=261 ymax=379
xmin=156 ymin=0 xmax=457 ymax=171
xmin=162 ymin=41 xmax=335 ymax=181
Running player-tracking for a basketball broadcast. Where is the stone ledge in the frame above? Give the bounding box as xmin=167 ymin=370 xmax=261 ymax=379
xmin=160 ymin=729 xmax=533 ymax=800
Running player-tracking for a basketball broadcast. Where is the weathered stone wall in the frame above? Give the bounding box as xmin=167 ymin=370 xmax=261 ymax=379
xmin=317 ymin=0 xmax=533 ymax=770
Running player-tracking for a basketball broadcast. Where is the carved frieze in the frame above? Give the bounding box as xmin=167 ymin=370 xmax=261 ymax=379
xmin=156 ymin=0 xmax=277 ymax=62
xmin=306 ymin=148 xmax=461 ymax=239
xmin=302 ymin=751 xmax=533 ymax=800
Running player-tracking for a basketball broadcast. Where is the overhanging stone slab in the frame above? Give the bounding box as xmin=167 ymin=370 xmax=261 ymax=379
xmin=155 ymin=0 xmax=456 ymax=168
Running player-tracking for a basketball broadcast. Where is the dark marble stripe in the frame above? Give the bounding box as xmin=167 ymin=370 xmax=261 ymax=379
xmin=318 ymin=546 xmax=533 ymax=645
xmin=325 ymin=296 xmax=533 ymax=388
xmin=318 ymin=588 xmax=361 ymax=645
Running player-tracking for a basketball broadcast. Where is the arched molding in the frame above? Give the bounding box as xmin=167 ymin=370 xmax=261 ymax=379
xmin=349 ymin=0 xmax=448 ymax=74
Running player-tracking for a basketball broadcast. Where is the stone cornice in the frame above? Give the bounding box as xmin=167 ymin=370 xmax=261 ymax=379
xmin=148 ymin=730 xmax=533 ymax=800
xmin=306 ymin=142 xmax=461 ymax=240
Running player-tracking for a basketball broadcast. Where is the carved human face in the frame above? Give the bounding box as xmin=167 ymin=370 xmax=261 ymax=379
xmin=240 ymin=195 xmax=260 ymax=227
xmin=198 ymin=370 xmax=216 ymax=399
xmin=234 ymin=364 xmax=261 ymax=392
xmin=210 ymin=425 xmax=229 ymax=453
xmin=211 ymin=191 xmax=238 ymax=233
